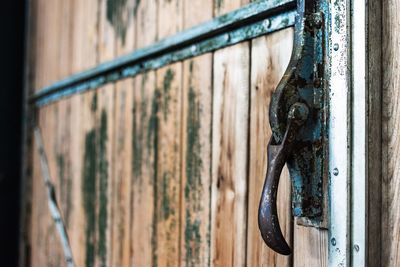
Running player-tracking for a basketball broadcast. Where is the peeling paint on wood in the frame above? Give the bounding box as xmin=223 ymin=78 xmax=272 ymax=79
xmin=106 ymin=0 xmax=136 ymax=44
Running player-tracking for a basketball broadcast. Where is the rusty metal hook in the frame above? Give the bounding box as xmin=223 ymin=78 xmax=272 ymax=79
xmin=258 ymin=103 xmax=309 ymax=255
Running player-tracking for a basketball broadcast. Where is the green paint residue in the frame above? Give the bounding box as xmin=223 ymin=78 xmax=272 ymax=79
xmin=91 ymin=93 xmax=97 ymax=112
xmin=82 ymin=130 xmax=97 ymax=267
xmin=148 ymin=89 xmax=160 ymax=151
xmin=184 ymin=213 xmax=202 ymax=267
xmin=98 ymin=110 xmax=108 ymax=267
xmin=132 ymin=74 xmax=149 ymax=179
xmin=215 ymin=0 xmax=224 ymax=11
xmin=161 ymin=172 xmax=173 ymax=220
xmin=132 ymin=80 xmax=160 ymax=267
xmin=106 ymin=0 xmax=138 ymax=44
xmin=56 ymin=154 xmax=65 ymax=186
xmin=184 ymin=61 xmax=204 ymax=266
xmin=82 ymin=109 xmax=109 ymax=267
xmin=162 ymin=69 xmax=175 ymax=120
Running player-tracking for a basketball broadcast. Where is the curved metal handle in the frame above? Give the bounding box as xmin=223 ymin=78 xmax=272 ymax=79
xmin=258 ymin=103 xmax=308 ymax=255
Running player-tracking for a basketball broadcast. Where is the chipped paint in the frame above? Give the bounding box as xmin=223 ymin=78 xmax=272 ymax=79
xmin=98 ymin=110 xmax=108 ymax=267
xmin=106 ymin=0 xmax=136 ymax=44
xmin=215 ymin=0 xmax=224 ymax=11
xmin=161 ymin=69 xmax=175 ymax=121
xmin=184 ymin=61 xmax=204 ymax=266
xmin=82 ymin=129 xmax=97 ymax=267
xmin=132 ymin=74 xmax=150 ymax=179
xmin=259 ymin=0 xmax=330 ymax=256
xmin=82 ymin=108 xmax=109 ymax=267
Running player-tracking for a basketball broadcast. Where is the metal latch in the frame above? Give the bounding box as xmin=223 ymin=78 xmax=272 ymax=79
xmin=258 ymin=0 xmax=327 ymax=255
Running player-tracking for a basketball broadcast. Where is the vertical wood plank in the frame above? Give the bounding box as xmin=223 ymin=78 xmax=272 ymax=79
xmin=382 ymin=0 xmax=400 ymax=265
xmin=96 ymin=0 xmax=116 ymax=266
xmin=110 ymin=0 xmax=136 ymax=266
xmin=366 ymin=0 xmax=382 ymax=264
xmin=131 ymin=71 xmax=158 ymax=266
xmin=69 ymin=0 xmax=100 ymax=266
xmin=213 ymin=0 xmax=249 ymax=17
xmin=211 ymin=43 xmax=250 ymax=267
xmin=130 ymin=0 xmax=158 ymax=266
xmin=155 ymin=63 xmax=183 ymax=267
xmin=180 ymin=2 xmax=213 ymax=266
xmin=183 ymin=0 xmax=213 ymax=29
xmin=247 ymin=28 xmax=293 ymax=267
xmin=155 ymin=1 xmax=183 ymax=266
xmin=158 ymin=0 xmax=183 ymax=39
xmin=293 ymin=225 xmax=328 ymax=267
xmin=135 ymin=0 xmax=157 ymax=49
xmin=180 ymin=55 xmax=213 ymax=267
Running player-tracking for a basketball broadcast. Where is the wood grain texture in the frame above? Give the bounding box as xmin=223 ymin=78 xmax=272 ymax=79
xmin=180 ymin=55 xmax=213 ymax=267
xmin=211 ymin=42 xmax=249 ymax=267
xmin=180 ymin=2 xmax=213 ymax=267
xmin=246 ymin=28 xmax=293 ymax=267
xmin=110 ymin=0 xmax=136 ymax=265
xmin=130 ymin=0 xmax=158 ymax=266
xmin=96 ymin=1 xmax=116 ymax=266
xmin=293 ymin=224 xmax=328 ymax=267
xmin=214 ymin=0 xmax=249 ymax=16
xmin=70 ymin=0 xmax=100 ymax=266
xmin=155 ymin=63 xmax=183 ymax=267
xmin=158 ymin=0 xmax=183 ymax=39
xmin=154 ymin=1 xmax=183 ymax=266
xmin=130 ymin=71 xmax=158 ymax=266
xmin=184 ymin=0 xmax=213 ymax=29
xmin=135 ymin=0 xmax=158 ymax=49
xmin=367 ymin=0 xmax=382 ymax=265
xmin=382 ymin=0 xmax=400 ymax=265
xmin=31 ymin=104 xmax=65 ymax=267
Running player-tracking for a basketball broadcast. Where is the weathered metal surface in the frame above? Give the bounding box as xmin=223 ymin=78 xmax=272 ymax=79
xmin=259 ymin=103 xmax=309 ymax=255
xmin=258 ymin=0 xmax=328 ymax=255
xmin=30 ymin=0 xmax=296 ymax=107
xmin=34 ymin=127 xmax=75 ymax=267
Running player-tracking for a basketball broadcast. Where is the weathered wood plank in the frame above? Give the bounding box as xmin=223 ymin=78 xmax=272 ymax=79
xmin=70 ymin=0 xmax=100 ymax=266
xmin=293 ymin=225 xmax=328 ymax=267
xmin=110 ymin=1 xmax=136 ymax=266
xmin=158 ymin=0 xmax=183 ymax=39
xmin=382 ymin=0 xmax=400 ymax=265
xmin=153 ymin=1 xmax=183 ymax=266
xmin=128 ymin=0 xmax=159 ymax=266
xmin=180 ymin=55 xmax=213 ymax=267
xmin=135 ymin=0 xmax=158 ymax=49
xmin=184 ymin=0 xmax=213 ymax=29
xmin=32 ymin=104 xmax=65 ymax=267
xmin=246 ymin=28 xmax=293 ymax=267
xmin=130 ymin=71 xmax=158 ymax=266
xmin=180 ymin=2 xmax=213 ymax=266
xmin=96 ymin=1 xmax=116 ymax=266
xmin=211 ymin=42 xmax=250 ymax=267
xmin=366 ymin=0 xmax=382 ymax=265
xmin=155 ymin=63 xmax=183 ymax=267
xmin=214 ymin=0 xmax=249 ymax=16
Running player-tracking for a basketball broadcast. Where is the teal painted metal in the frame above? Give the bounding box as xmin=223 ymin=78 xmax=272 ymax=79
xmin=258 ymin=0 xmax=329 ymax=255
xmin=30 ymin=0 xmax=296 ymax=106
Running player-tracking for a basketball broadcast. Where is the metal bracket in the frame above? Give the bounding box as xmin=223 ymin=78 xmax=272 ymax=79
xmin=271 ymin=2 xmax=326 ymax=223
xmin=258 ymin=0 xmax=328 ymax=255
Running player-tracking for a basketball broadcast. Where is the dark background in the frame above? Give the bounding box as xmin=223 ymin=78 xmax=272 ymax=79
xmin=0 ymin=1 xmax=26 ymax=266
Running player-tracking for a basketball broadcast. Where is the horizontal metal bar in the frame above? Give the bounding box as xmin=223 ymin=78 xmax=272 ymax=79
xmin=31 ymin=0 xmax=296 ymax=106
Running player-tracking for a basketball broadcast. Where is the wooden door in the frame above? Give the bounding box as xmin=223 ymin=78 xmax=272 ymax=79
xmin=20 ymin=1 xmax=333 ymax=266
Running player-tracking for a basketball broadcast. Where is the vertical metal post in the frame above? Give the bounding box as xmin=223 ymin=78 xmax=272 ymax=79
xmin=328 ymin=0 xmax=351 ymax=265
xmin=351 ymin=0 xmax=367 ymax=265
